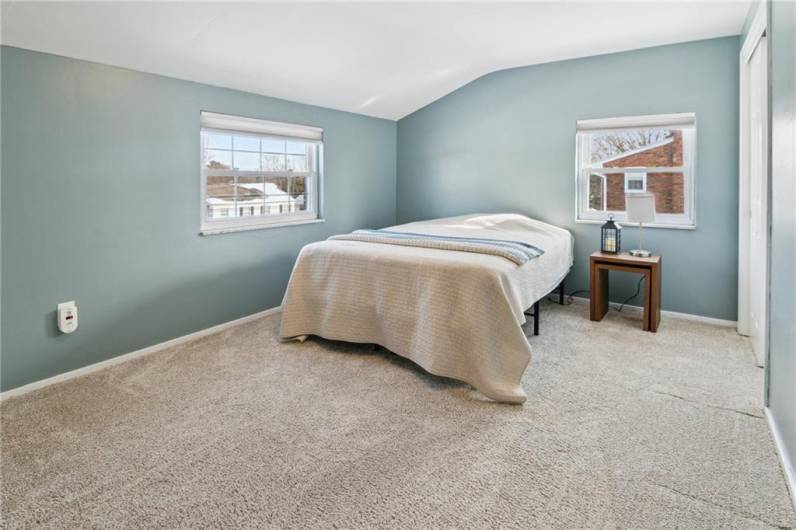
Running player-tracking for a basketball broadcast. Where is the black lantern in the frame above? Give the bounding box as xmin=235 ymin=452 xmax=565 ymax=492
xmin=600 ymin=215 xmax=621 ymax=254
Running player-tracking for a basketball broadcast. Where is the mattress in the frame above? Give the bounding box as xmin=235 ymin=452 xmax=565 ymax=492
xmin=279 ymin=213 xmax=574 ymax=403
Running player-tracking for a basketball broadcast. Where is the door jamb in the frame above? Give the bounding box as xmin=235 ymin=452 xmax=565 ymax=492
xmin=738 ymin=3 xmax=767 ymax=334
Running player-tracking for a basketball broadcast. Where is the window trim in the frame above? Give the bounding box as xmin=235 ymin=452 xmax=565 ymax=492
xmin=200 ymin=217 xmax=325 ymax=236
xmin=574 ymin=113 xmax=697 ymax=229
xmin=198 ymin=112 xmax=324 ymax=235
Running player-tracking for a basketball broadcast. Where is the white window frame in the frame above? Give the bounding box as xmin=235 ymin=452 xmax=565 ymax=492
xmin=199 ymin=112 xmax=324 ymax=235
xmin=590 ymin=173 xmax=608 ymax=211
xmin=575 ymin=112 xmax=697 ymax=229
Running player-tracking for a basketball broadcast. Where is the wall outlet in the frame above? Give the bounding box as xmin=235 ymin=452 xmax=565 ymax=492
xmin=57 ymin=301 xmax=78 ymax=334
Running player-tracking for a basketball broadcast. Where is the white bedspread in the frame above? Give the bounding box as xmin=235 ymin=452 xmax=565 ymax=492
xmin=279 ymin=213 xmax=573 ymax=403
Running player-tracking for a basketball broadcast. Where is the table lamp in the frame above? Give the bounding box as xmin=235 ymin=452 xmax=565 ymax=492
xmin=625 ymin=193 xmax=655 ymax=257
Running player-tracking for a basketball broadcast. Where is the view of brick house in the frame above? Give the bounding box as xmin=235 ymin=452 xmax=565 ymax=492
xmin=589 ymin=130 xmax=684 ymax=214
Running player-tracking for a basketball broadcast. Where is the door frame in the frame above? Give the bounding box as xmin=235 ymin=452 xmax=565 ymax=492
xmin=737 ymin=2 xmax=769 ymax=366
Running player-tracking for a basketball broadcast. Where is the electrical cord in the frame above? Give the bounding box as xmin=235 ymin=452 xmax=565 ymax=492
xmin=615 ymin=275 xmax=645 ymax=312
xmin=546 ymin=277 xmax=644 ymax=312
xmin=547 ymin=289 xmax=589 ymax=305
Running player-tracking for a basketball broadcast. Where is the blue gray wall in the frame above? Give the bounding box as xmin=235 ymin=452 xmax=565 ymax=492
xmin=0 ymin=46 xmax=397 ymax=391
xmin=397 ymin=37 xmax=740 ymax=320
xmin=0 ymin=37 xmax=747 ymax=391
xmin=767 ymin=0 xmax=796 ymax=495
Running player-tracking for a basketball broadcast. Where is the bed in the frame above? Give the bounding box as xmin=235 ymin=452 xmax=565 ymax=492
xmin=279 ymin=213 xmax=574 ymax=403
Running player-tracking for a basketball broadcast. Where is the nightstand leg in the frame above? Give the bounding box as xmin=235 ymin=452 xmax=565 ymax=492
xmin=650 ymin=263 xmax=661 ymax=332
xmin=590 ymin=264 xmax=609 ymax=321
xmin=642 ymin=269 xmax=652 ymax=332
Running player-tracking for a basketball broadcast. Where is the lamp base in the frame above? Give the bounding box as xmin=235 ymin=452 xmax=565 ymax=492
xmin=629 ymin=249 xmax=652 ymax=258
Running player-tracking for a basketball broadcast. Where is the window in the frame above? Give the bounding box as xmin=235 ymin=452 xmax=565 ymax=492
xmin=200 ymin=112 xmax=323 ymax=234
xmin=576 ymin=113 xmax=696 ymax=228
xmin=624 ymin=172 xmax=646 ymax=193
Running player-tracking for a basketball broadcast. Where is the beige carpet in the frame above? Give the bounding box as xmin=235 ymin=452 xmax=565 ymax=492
xmin=2 ymin=301 xmax=795 ymax=528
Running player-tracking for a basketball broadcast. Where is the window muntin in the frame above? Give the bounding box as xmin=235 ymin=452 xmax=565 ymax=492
xmin=576 ymin=113 xmax=696 ymax=228
xmin=200 ymin=112 xmax=322 ymax=233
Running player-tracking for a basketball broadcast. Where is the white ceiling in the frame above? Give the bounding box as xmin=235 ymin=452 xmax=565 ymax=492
xmin=1 ymin=1 xmax=750 ymax=120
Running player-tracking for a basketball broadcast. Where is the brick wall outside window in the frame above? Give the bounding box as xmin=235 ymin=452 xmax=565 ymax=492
xmin=601 ymin=131 xmax=685 ymax=214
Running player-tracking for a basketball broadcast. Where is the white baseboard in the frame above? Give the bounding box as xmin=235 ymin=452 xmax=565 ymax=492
xmin=568 ymin=296 xmax=737 ymax=328
xmin=765 ymin=407 xmax=796 ymax=512
xmin=0 ymin=306 xmax=282 ymax=402
xmin=0 ymin=297 xmax=737 ymax=402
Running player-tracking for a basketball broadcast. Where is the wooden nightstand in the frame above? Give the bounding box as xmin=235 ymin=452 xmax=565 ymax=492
xmin=589 ymin=251 xmax=662 ymax=332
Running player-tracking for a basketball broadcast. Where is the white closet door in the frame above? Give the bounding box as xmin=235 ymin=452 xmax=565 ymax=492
xmin=748 ymin=36 xmax=768 ymax=367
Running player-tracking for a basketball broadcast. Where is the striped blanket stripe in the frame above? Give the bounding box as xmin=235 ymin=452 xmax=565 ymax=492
xmin=328 ymin=229 xmax=544 ymax=265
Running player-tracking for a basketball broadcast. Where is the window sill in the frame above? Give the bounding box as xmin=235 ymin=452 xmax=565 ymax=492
xmin=200 ymin=218 xmax=325 ymax=236
xmin=575 ymin=218 xmax=696 ymax=230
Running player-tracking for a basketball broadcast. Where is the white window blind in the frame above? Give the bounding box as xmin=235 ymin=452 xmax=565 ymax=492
xmin=200 ymin=112 xmax=323 ymax=142
xmin=576 ymin=113 xmax=696 ymax=131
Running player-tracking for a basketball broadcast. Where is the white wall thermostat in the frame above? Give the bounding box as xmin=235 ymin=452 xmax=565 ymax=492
xmin=57 ymin=301 xmax=78 ymax=334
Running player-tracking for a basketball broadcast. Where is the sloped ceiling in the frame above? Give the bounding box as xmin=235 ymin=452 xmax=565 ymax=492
xmin=1 ymin=1 xmax=749 ymax=120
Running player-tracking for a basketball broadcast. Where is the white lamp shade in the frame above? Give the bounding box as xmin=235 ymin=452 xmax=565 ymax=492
xmin=626 ymin=193 xmax=656 ymax=224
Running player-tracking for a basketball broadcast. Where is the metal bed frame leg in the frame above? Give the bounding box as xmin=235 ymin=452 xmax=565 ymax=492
xmin=525 ymin=278 xmax=566 ymax=337
xmin=524 ymin=301 xmax=540 ymax=336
